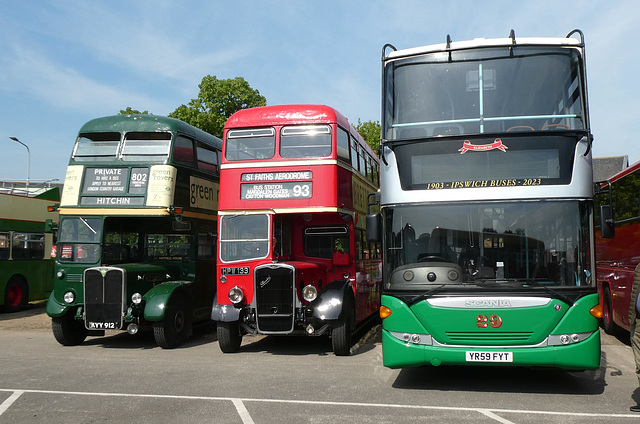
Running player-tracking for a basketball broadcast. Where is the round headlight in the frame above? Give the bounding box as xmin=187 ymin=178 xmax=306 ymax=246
xmin=228 ymin=286 xmax=244 ymax=304
xmin=302 ymin=284 xmax=318 ymax=302
xmin=63 ymin=291 xmax=75 ymax=304
xmin=131 ymin=292 xmax=142 ymax=305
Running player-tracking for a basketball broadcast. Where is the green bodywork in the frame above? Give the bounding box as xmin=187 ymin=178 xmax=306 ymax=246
xmin=380 ymin=293 xmax=601 ymax=369
xmin=46 ymin=262 xmax=190 ymax=324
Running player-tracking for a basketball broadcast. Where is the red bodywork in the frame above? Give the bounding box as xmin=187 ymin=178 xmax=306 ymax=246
xmin=215 ymin=105 xmax=381 ymax=335
xmin=595 ymin=160 xmax=640 ymax=332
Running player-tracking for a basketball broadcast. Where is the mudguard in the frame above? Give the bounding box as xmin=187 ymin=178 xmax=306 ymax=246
xmin=143 ymin=281 xmax=189 ymax=322
xmin=210 ymin=294 xmax=242 ymax=322
xmin=45 ymin=291 xmax=69 ymax=318
xmin=310 ymin=279 xmax=352 ymax=321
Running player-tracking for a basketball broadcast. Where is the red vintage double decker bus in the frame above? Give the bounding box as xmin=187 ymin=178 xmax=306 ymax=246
xmin=211 ymin=105 xmax=381 ymax=355
xmin=596 ymin=159 xmax=640 ymax=334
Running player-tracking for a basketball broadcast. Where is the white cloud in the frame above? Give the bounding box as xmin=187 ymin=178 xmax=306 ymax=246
xmin=0 ymin=45 xmax=167 ymax=114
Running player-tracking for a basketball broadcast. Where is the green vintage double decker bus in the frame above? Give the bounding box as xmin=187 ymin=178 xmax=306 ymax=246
xmin=46 ymin=114 xmax=222 ymax=348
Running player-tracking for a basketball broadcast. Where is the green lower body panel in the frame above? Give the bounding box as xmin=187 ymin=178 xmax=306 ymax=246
xmin=382 ymin=329 xmax=601 ymax=370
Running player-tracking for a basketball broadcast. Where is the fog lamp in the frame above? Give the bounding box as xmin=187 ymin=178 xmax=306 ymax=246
xmin=302 ymin=285 xmax=318 ymax=302
xmin=127 ymin=323 xmax=139 ymax=335
xmin=63 ymin=291 xmax=75 ymax=304
xmin=229 ymin=286 xmax=244 ymax=304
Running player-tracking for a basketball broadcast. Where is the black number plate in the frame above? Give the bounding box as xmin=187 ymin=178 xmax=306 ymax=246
xmin=221 ymin=267 xmax=250 ymax=275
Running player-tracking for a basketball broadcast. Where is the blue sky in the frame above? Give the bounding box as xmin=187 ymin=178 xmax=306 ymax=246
xmin=1 ymin=1 xmax=638 ymax=183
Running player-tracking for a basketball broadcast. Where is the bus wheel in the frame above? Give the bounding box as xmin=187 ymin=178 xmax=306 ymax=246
xmin=51 ymin=313 xmax=88 ymax=346
xmin=3 ymin=277 xmax=28 ymax=312
xmin=153 ymin=295 xmax=190 ymax=349
xmin=332 ymin=296 xmax=354 ymax=356
xmin=602 ymin=287 xmax=615 ymax=334
xmin=217 ymin=321 xmax=242 ymax=353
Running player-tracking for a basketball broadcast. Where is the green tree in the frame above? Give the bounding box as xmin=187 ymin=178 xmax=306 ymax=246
xmin=355 ymin=119 xmax=381 ymax=154
xmin=169 ymin=75 xmax=267 ymax=138
xmin=119 ymin=107 xmax=149 ymax=115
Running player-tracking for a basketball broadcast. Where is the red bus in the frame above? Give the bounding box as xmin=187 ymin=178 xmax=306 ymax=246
xmin=211 ymin=104 xmax=382 ymax=355
xmin=596 ymin=160 xmax=640 ymax=334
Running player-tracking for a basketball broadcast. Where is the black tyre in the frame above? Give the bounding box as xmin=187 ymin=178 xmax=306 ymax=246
xmin=332 ymin=296 xmax=355 ymax=356
xmin=2 ymin=276 xmax=28 ymax=312
xmin=217 ymin=321 xmax=242 ymax=353
xmin=51 ymin=312 xmax=88 ymax=346
xmin=602 ymin=286 xmax=615 ymax=334
xmin=153 ymin=295 xmax=191 ymax=349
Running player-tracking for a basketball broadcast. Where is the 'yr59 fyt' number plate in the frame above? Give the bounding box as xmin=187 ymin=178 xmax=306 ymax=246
xmin=466 ymin=351 xmax=513 ymax=362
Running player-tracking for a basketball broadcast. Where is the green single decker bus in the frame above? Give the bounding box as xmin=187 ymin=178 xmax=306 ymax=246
xmin=367 ymin=30 xmax=601 ymax=370
xmin=1 ymin=186 xmax=59 ymax=311
xmin=46 ymin=114 xmax=222 ymax=348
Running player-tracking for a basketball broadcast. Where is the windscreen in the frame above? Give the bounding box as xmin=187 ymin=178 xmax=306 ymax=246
xmin=384 ymin=46 xmax=585 ymax=140
xmin=58 ymin=217 xmax=103 ymax=263
xmin=383 ymin=200 xmax=591 ymax=290
xmin=219 ymin=214 xmax=270 ymax=262
xmin=280 ymin=125 xmax=332 ymax=158
xmin=226 ymin=128 xmax=275 ymax=161
xmin=121 ymin=132 xmax=171 ymax=162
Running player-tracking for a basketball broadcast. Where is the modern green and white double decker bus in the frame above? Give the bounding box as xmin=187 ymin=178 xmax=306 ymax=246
xmin=46 ymin=114 xmax=222 ymax=348
xmin=367 ymin=30 xmax=601 ymax=369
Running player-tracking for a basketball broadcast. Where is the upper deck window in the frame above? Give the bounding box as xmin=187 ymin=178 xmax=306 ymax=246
xmin=72 ymin=133 xmax=120 ymax=162
xmin=226 ymin=128 xmax=275 ymax=161
xmin=280 ymin=125 xmax=332 ymax=158
xmin=384 ymin=47 xmax=585 ymax=140
xmin=197 ymin=143 xmax=219 ymax=173
xmin=174 ymin=136 xmax=195 ymax=165
xmin=121 ymin=132 xmax=171 ymax=162
xmin=336 ymin=127 xmax=350 ymax=163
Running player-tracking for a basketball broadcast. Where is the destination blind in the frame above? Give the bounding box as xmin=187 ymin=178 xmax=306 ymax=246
xmin=240 ymin=171 xmax=313 ymax=200
xmin=79 ymin=167 xmax=149 ymax=206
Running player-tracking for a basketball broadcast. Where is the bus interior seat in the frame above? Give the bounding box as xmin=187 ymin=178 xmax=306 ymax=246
xmin=398 ymin=128 xmax=427 ymax=139
xmin=432 ymin=126 xmax=461 ymax=136
xmin=416 ymin=233 xmax=430 ymax=257
xmin=541 ymin=124 xmax=570 ymax=131
xmin=507 ymin=126 xmax=535 ymax=132
xmin=475 ymin=256 xmax=495 ymax=278
xmin=103 ymin=244 xmax=130 ymax=262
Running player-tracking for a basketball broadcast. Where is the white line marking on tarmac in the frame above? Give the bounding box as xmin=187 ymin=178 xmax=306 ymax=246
xmin=1 ymin=388 xmax=638 ymax=420
xmin=478 ymin=409 xmax=515 ymax=424
xmin=232 ymin=398 xmax=256 ymax=424
xmin=0 ymin=390 xmax=24 ymax=416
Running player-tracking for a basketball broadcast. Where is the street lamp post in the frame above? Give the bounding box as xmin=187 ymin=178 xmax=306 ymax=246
xmin=9 ymin=137 xmax=30 ymax=189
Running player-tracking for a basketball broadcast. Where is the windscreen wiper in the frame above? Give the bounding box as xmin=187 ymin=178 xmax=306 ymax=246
xmin=406 ymin=285 xmax=447 ymax=305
